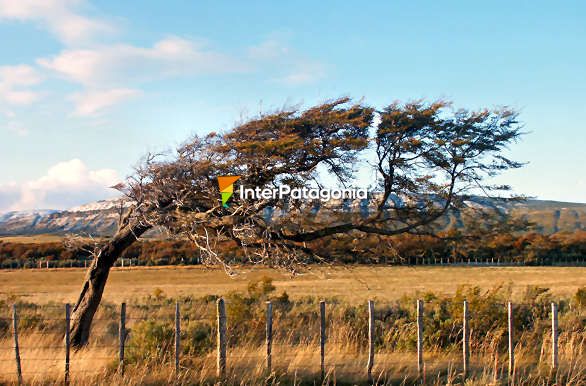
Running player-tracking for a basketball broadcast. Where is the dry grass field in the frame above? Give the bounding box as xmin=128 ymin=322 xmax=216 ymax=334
xmin=0 ymin=265 xmax=585 ymax=385
xmin=0 ymin=234 xmax=80 ymax=243
xmin=1 ymin=265 xmax=585 ymax=305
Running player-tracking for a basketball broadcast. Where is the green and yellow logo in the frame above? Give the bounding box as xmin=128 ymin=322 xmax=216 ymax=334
xmin=217 ymin=176 xmax=241 ymax=207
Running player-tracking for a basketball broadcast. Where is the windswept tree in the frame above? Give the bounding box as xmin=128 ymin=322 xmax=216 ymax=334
xmin=69 ymin=97 xmax=524 ymax=347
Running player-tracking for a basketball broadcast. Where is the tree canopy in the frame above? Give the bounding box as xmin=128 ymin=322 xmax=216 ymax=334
xmin=118 ymin=97 xmax=523 ymax=266
xmin=69 ymin=97 xmax=524 ymax=347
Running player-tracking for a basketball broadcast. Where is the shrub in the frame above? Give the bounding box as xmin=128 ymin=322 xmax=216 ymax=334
xmin=247 ymin=276 xmax=276 ymax=300
xmin=126 ymin=320 xmax=174 ymax=363
xmin=573 ymin=287 xmax=586 ymax=309
xmin=183 ymin=321 xmax=214 ymax=355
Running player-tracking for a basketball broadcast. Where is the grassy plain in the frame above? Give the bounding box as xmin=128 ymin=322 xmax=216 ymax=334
xmin=0 ymin=265 xmax=585 ymax=385
xmin=1 ymin=265 xmax=585 ymax=305
xmin=0 ymin=234 xmax=77 ymax=243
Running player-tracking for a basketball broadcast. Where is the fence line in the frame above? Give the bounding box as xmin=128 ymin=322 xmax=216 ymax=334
xmin=508 ymin=301 xmax=514 ymax=380
xmin=416 ymin=299 xmax=424 ymax=381
xmin=2 ymin=255 xmax=586 ymax=270
xmin=462 ymin=300 xmax=470 ymax=380
xmin=319 ymin=300 xmax=326 ymax=381
xmin=367 ymin=300 xmax=375 ymax=383
xmin=216 ymin=298 xmax=226 ymax=380
xmin=64 ymin=304 xmax=70 ymax=386
xmin=3 ymin=299 xmax=571 ymax=384
xmin=11 ymin=305 xmax=22 ymax=386
xmin=551 ymin=302 xmax=558 ymax=370
xmin=119 ymin=302 xmax=126 ymax=376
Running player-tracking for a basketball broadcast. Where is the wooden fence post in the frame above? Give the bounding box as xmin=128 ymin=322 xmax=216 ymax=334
xmin=119 ymin=302 xmax=126 ymax=376
xmin=367 ymin=300 xmax=375 ymax=383
xmin=217 ymin=298 xmax=226 ymax=380
xmin=508 ymin=302 xmax=514 ymax=380
xmin=463 ymin=300 xmax=470 ymax=379
xmin=551 ymin=302 xmax=558 ymax=370
xmin=12 ymin=305 xmax=23 ymax=386
xmin=320 ymin=300 xmax=326 ymax=381
xmin=266 ymin=301 xmax=272 ymax=374
xmin=175 ymin=302 xmax=181 ymax=378
xmin=417 ymin=299 xmax=424 ymax=381
xmin=65 ymin=303 xmax=71 ymax=386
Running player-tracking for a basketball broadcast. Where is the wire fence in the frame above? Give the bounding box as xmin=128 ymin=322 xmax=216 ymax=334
xmin=0 ymin=299 xmax=583 ymax=384
xmin=2 ymin=255 xmax=586 ymax=270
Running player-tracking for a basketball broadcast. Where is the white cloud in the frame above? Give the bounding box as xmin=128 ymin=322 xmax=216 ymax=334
xmin=35 ymin=36 xmax=248 ymax=115
xmin=278 ymin=62 xmax=326 ymax=85
xmin=0 ymin=64 xmax=42 ymax=86
xmin=0 ymin=0 xmax=114 ymax=45
xmin=247 ymin=39 xmax=291 ymax=60
xmin=0 ymin=65 xmax=42 ymax=105
xmin=0 ymin=158 xmax=121 ymax=211
xmin=248 ymin=38 xmax=326 ymax=86
xmin=70 ymin=88 xmax=141 ymax=116
xmin=38 ymin=36 xmax=244 ymax=87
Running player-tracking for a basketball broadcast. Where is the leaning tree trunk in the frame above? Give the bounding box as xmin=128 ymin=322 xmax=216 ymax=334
xmin=69 ymin=220 xmax=151 ymax=348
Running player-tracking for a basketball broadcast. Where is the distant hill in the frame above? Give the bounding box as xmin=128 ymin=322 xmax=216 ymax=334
xmin=0 ymin=199 xmax=125 ymax=236
xmin=0 ymin=197 xmax=585 ymax=237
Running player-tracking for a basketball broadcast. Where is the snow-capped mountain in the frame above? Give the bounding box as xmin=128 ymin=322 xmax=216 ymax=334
xmin=0 ymin=197 xmax=585 ymax=236
xmin=0 ymin=199 xmax=125 ymax=236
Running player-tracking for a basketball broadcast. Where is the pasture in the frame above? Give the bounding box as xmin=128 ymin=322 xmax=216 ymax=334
xmin=0 ymin=265 xmax=585 ymax=385
xmin=1 ymin=265 xmax=586 ymax=305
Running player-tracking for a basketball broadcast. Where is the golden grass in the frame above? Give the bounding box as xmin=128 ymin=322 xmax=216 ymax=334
xmin=1 ymin=265 xmax=585 ymax=305
xmin=0 ymin=265 xmax=585 ymax=384
xmin=0 ymin=331 xmax=584 ymax=385
xmin=0 ymin=234 xmax=75 ymax=244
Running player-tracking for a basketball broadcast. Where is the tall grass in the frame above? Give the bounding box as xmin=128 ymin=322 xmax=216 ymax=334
xmin=0 ymin=279 xmax=584 ymax=385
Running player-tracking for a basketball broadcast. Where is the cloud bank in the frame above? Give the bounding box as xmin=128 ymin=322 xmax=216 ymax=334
xmin=0 ymin=0 xmax=114 ymax=45
xmin=0 ymin=65 xmax=42 ymax=105
xmin=0 ymin=159 xmax=121 ymax=212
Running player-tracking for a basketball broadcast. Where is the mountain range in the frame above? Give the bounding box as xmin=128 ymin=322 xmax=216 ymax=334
xmin=1 ymin=197 xmax=585 ymax=237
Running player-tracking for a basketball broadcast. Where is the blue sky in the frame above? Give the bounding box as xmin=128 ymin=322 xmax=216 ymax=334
xmin=0 ymin=0 xmax=584 ymax=211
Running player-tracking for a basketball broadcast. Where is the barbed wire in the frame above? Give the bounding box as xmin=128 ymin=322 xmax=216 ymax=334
xmin=0 ymin=299 xmax=579 ymax=383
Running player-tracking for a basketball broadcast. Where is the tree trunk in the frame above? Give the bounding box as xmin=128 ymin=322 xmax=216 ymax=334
xmin=69 ymin=221 xmax=151 ymax=348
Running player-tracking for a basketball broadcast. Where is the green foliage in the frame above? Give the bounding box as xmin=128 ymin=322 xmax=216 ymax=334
xmin=247 ymin=276 xmax=276 ymax=300
xmin=182 ymin=321 xmax=213 ymax=355
xmin=152 ymin=287 xmax=165 ymax=301
xmin=126 ymin=320 xmax=174 ymax=363
xmin=574 ymin=287 xmax=586 ymax=309
xmin=4 ymin=279 xmax=585 ymax=365
xmin=3 ymin=230 xmax=586 ymax=268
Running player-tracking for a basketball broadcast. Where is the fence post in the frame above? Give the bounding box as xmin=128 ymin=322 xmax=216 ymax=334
xmin=417 ymin=300 xmax=425 ymax=381
xmin=217 ymin=298 xmax=226 ymax=380
xmin=174 ymin=302 xmax=180 ymax=378
xmin=463 ymin=300 xmax=470 ymax=380
xmin=266 ymin=301 xmax=272 ymax=374
xmin=320 ymin=300 xmax=326 ymax=381
xmin=367 ymin=300 xmax=375 ymax=383
xmin=508 ymin=302 xmax=514 ymax=380
xmin=12 ymin=305 xmax=23 ymax=386
xmin=551 ymin=302 xmax=558 ymax=370
xmin=119 ymin=302 xmax=126 ymax=376
xmin=65 ymin=303 xmax=71 ymax=386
